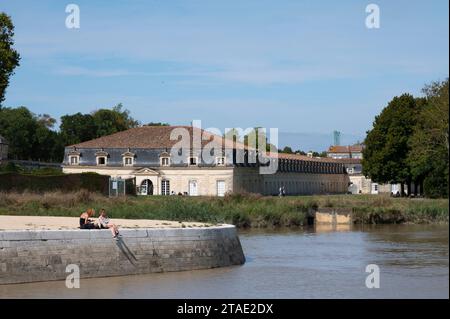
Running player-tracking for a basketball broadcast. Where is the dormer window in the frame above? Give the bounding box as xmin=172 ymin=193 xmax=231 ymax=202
xmin=216 ymin=156 xmax=225 ymax=166
xmin=68 ymin=148 xmax=81 ymax=166
xmin=122 ymin=150 xmax=135 ymax=167
xmin=95 ymin=149 xmax=109 ymax=166
xmin=124 ymin=157 xmax=134 ymax=166
xmin=69 ymin=155 xmax=79 ymax=165
xmin=189 ymin=156 xmax=198 ymax=166
xmin=161 ymin=157 xmax=170 ymax=166
xmin=97 ymin=156 xmax=107 ymax=166
xmin=160 ymin=151 xmax=171 ymax=167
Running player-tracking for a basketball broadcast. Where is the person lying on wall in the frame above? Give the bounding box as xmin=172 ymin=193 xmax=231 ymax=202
xmin=79 ymin=208 xmax=99 ymax=229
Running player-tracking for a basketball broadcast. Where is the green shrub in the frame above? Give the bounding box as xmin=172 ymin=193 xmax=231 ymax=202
xmin=0 ymin=172 xmax=109 ymax=194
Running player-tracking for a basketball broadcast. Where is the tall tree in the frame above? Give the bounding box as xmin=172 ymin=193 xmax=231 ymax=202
xmin=91 ymin=103 xmax=139 ymax=137
xmin=362 ymin=94 xmax=422 ymax=195
xmin=224 ymin=128 xmax=241 ymax=143
xmin=0 ymin=13 xmax=20 ymax=107
xmin=60 ymin=104 xmax=139 ymax=146
xmin=0 ymin=106 xmax=62 ymax=161
xmin=0 ymin=106 xmax=37 ymax=159
xmin=408 ymin=79 xmax=449 ymax=197
xmin=280 ymin=146 xmax=294 ymax=154
xmin=243 ymin=127 xmax=277 ymax=152
xmin=60 ymin=112 xmax=97 ymax=146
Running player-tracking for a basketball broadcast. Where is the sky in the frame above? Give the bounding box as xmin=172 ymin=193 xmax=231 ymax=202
xmin=1 ymin=0 xmax=448 ymax=151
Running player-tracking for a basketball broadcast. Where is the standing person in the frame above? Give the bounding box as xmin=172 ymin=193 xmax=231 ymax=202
xmin=98 ymin=209 xmax=120 ymax=239
xmin=279 ymin=186 xmax=283 ymax=197
xmin=79 ymin=208 xmax=98 ymax=229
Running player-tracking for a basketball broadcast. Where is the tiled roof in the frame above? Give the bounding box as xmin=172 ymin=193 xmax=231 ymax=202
xmin=69 ymin=126 xmax=248 ymax=149
xmin=69 ymin=126 xmax=344 ymax=164
xmin=327 ymin=145 xmax=364 ymax=153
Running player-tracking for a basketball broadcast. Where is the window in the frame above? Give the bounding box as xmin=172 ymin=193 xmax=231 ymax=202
xmin=161 ymin=179 xmax=170 ymax=196
xmin=123 ymin=157 xmax=134 ymax=166
xmin=189 ymin=180 xmax=198 ymax=196
xmin=217 ymin=180 xmax=226 ymax=197
xmin=189 ymin=157 xmax=198 ymax=166
xmin=97 ymin=156 xmax=107 ymax=166
xmin=216 ymin=157 xmax=225 ymax=166
xmin=161 ymin=157 xmax=170 ymax=166
xmin=69 ymin=155 xmax=79 ymax=165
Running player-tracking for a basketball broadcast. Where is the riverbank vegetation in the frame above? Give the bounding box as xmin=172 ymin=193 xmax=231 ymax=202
xmin=0 ymin=192 xmax=447 ymax=227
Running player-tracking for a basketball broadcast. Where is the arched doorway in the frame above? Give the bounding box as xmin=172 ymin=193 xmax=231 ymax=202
xmin=140 ymin=179 xmax=154 ymax=195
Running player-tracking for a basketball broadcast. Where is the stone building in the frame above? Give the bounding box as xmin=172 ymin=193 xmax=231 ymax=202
xmin=327 ymin=144 xmax=400 ymax=195
xmin=62 ymin=126 xmax=350 ymax=196
xmin=0 ymin=135 xmax=8 ymax=164
xmin=326 ymin=144 xmax=364 ymax=159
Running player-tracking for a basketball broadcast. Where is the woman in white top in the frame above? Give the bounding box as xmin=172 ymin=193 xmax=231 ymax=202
xmin=98 ymin=209 xmax=120 ymax=239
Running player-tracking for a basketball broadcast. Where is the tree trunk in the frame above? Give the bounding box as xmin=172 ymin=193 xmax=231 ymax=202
xmin=401 ymin=183 xmax=405 ymax=197
xmin=407 ymin=182 xmax=412 ymax=197
xmin=414 ymin=181 xmax=418 ymax=197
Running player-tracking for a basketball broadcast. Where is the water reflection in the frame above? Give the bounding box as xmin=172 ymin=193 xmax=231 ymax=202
xmin=313 ymin=224 xmax=351 ymax=233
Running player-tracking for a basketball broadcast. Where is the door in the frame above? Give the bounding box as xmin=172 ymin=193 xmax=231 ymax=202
xmin=371 ymin=183 xmax=379 ymax=195
xmin=161 ymin=179 xmax=170 ymax=195
xmin=217 ymin=180 xmax=226 ymax=197
xmin=189 ymin=180 xmax=198 ymax=196
xmin=140 ymin=179 xmax=153 ymax=195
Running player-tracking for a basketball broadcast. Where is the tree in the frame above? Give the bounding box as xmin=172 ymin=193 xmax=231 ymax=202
xmin=295 ymin=150 xmax=307 ymax=155
xmin=91 ymin=103 xmax=139 ymax=137
xmin=243 ymin=127 xmax=277 ymax=152
xmin=224 ymin=128 xmax=241 ymax=143
xmin=280 ymin=146 xmax=293 ymax=154
xmin=60 ymin=112 xmax=97 ymax=146
xmin=0 ymin=106 xmax=62 ymax=161
xmin=0 ymin=13 xmax=20 ymax=107
xmin=60 ymin=104 xmax=139 ymax=146
xmin=311 ymin=151 xmax=327 ymax=157
xmin=37 ymin=114 xmax=57 ymax=129
xmin=408 ymin=79 xmax=449 ymax=197
xmin=144 ymin=122 xmax=170 ymax=126
xmin=362 ymin=94 xmax=422 ymax=195
xmin=33 ymin=122 xmax=64 ymax=162
xmin=0 ymin=106 xmax=38 ymax=159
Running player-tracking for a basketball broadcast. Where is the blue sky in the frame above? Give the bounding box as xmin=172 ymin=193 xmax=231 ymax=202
xmin=1 ymin=0 xmax=448 ymax=151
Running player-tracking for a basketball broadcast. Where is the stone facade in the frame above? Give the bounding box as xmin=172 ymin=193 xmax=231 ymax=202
xmin=62 ymin=149 xmax=350 ymax=196
xmin=0 ymin=225 xmax=245 ymax=284
xmin=234 ymin=167 xmax=349 ymax=195
xmin=62 ymin=126 xmax=350 ymax=196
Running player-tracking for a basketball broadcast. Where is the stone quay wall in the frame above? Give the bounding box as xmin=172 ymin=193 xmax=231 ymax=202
xmin=0 ymin=225 xmax=245 ymax=284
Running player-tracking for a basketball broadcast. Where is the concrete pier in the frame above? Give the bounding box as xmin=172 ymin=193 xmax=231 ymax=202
xmin=0 ymin=225 xmax=245 ymax=284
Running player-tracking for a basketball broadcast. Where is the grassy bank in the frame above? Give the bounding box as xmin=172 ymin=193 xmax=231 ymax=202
xmin=0 ymin=191 xmax=448 ymax=227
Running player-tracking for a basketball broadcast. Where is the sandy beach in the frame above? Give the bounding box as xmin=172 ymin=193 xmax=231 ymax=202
xmin=0 ymin=215 xmax=212 ymax=231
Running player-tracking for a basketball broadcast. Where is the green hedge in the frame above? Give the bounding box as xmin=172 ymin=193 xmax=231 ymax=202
xmin=0 ymin=172 xmax=109 ymax=194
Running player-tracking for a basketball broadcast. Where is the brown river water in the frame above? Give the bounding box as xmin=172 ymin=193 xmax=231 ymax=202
xmin=0 ymin=224 xmax=448 ymax=299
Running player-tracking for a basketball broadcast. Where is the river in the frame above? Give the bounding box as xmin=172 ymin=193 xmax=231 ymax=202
xmin=0 ymin=224 xmax=448 ymax=298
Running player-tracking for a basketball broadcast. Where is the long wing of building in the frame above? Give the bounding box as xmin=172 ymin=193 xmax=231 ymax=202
xmin=62 ymin=126 xmax=350 ymax=196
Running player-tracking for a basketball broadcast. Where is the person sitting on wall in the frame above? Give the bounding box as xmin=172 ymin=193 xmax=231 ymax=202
xmin=98 ymin=208 xmax=120 ymax=239
xmin=79 ymin=208 xmax=99 ymax=229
